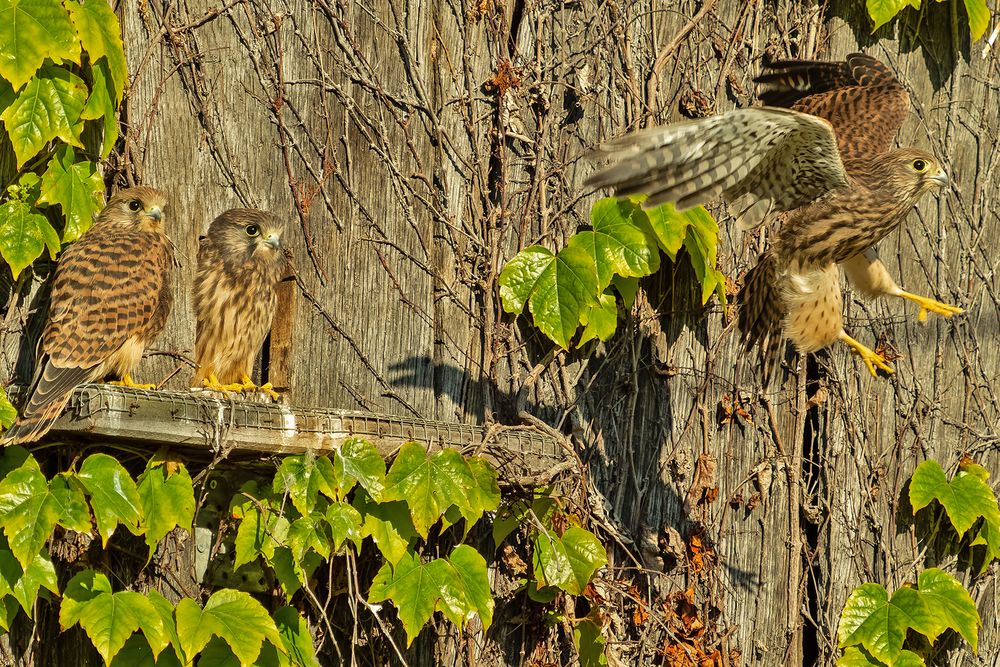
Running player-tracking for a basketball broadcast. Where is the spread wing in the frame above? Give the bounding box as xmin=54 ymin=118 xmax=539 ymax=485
xmin=584 ymin=107 xmax=849 ymax=224
xmin=755 ymin=53 xmax=909 ymax=162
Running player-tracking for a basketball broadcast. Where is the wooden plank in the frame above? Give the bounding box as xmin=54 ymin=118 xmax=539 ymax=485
xmin=47 ymin=384 xmax=568 ymax=479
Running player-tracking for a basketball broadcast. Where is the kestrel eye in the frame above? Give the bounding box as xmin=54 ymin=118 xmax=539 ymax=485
xmin=912 ymin=159 xmax=926 ymax=171
xmin=245 ymin=224 xmax=260 ymax=237
xmin=128 ymin=200 xmax=142 ymax=212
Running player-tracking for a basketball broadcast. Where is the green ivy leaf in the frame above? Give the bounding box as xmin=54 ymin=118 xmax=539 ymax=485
xmin=38 ymin=144 xmax=104 ymax=242
xmin=574 ymin=197 xmax=660 ymax=289
xmin=0 ymin=596 xmax=19 ymax=632
xmin=917 ymin=568 xmax=979 ymax=649
xmin=274 ymin=455 xmax=335 ymax=516
xmin=837 ymin=645 xmax=924 ymax=666
xmin=146 ymin=589 xmax=182 ymax=662
xmin=441 ymin=544 xmax=493 ymax=630
xmin=642 ymin=200 xmax=690 ymax=260
xmin=611 ymin=275 xmax=639 ymax=309
xmin=963 ymin=0 xmax=990 ymax=40
xmin=561 ymin=526 xmax=608 ymax=595
xmin=866 ymin=0 xmax=913 ymax=32
xmin=533 ymin=529 xmax=573 ymax=592
xmin=1 ymin=65 xmax=87 ymax=167
xmin=175 ymin=589 xmax=283 ymax=665
xmin=573 ymin=615 xmax=608 ymax=667
xmin=137 ymin=456 xmax=195 ymax=556
xmin=109 ymin=635 xmax=183 ymax=667
xmin=682 ymin=206 xmax=726 ymax=305
xmin=60 ymin=569 xmax=113 ymax=629
xmin=325 ymin=501 xmax=363 ymax=552
xmin=0 ymin=387 xmax=15 ymax=430
xmin=0 ymin=446 xmax=30 ymax=481
xmin=909 ymin=459 xmax=1000 ymax=536
xmin=499 ymin=243 xmax=599 ymax=349
xmin=368 ymin=550 xmax=449 ymax=645
xmin=462 ymin=457 xmax=501 ymax=522
xmin=382 ymin=443 xmax=475 ymax=537
xmin=0 ymin=457 xmax=60 ymax=568
xmin=77 ymin=453 xmax=142 ymax=545
xmin=269 ymin=547 xmax=322 ymax=602
xmin=0 ymin=0 xmax=78 ymax=89
xmin=838 ymin=583 xmax=935 ymax=665
xmin=77 ymin=591 xmax=167 ymax=665
xmin=10 ymin=550 xmax=58 ymax=615
xmin=353 ymin=491 xmax=416 ymax=565
xmin=273 ymin=606 xmax=320 ymax=667
xmin=232 ymin=496 xmax=286 ymax=571
xmin=287 ymin=513 xmax=331 ymax=561
xmin=0 ymin=199 xmax=60 ymax=278
xmin=80 ymin=59 xmax=117 ymax=158
xmin=50 ymin=474 xmax=91 ymax=533
xmin=578 ymin=291 xmax=618 ymax=345
xmin=332 ymin=437 xmax=386 ymax=501
xmin=66 ymin=0 xmax=127 ymax=101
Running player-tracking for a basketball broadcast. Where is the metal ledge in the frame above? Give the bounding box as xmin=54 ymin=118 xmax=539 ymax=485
xmin=47 ymin=385 xmax=569 ymax=476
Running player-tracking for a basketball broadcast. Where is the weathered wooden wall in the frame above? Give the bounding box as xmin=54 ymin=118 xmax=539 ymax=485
xmin=23 ymin=0 xmax=993 ymax=663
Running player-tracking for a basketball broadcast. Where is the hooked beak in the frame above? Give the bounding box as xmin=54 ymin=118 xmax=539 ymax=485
xmin=147 ymin=207 xmax=163 ymax=222
xmin=263 ymin=233 xmax=281 ymax=250
xmin=929 ymin=169 xmax=949 ymax=188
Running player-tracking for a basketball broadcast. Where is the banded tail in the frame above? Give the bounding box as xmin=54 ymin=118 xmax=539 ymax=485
xmin=738 ymin=252 xmax=786 ymax=384
xmin=1 ymin=361 xmax=90 ymax=445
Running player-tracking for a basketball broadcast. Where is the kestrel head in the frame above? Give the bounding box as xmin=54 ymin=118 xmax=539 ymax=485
xmin=98 ymin=186 xmax=168 ymax=232
xmin=875 ymin=149 xmax=948 ymax=200
xmin=206 ymin=209 xmax=285 ymax=269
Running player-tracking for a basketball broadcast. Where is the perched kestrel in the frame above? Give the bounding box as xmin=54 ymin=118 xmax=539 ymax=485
xmin=193 ymin=209 xmax=285 ymax=399
xmin=585 ymin=54 xmax=960 ymax=379
xmin=2 ymin=187 xmax=175 ymax=444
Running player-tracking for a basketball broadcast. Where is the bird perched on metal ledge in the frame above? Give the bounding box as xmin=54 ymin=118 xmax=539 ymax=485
xmin=2 ymin=187 xmax=175 ymax=444
xmin=585 ymin=53 xmax=961 ymax=380
xmin=193 ymin=209 xmax=286 ymax=400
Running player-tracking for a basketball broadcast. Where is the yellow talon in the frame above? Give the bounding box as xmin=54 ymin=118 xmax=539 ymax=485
xmin=898 ymin=291 xmax=964 ymax=323
xmin=838 ymin=332 xmax=895 ymax=378
xmin=238 ymin=374 xmax=280 ymax=401
xmin=202 ymin=373 xmax=245 ymax=393
xmin=109 ymin=374 xmax=157 ymax=390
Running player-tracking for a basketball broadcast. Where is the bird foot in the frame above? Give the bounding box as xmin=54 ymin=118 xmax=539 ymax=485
xmin=838 ymin=333 xmax=895 ymax=378
xmin=201 ymin=374 xmax=246 ymax=393
xmin=237 ymin=374 xmax=280 ymax=401
xmin=898 ymin=291 xmax=964 ymax=322
xmin=109 ymin=374 xmax=157 ymax=390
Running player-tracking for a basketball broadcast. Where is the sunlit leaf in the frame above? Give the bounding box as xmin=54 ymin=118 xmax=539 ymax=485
xmin=0 ymin=0 xmax=78 ymax=89
xmin=0 ymin=199 xmax=60 ymax=278
xmin=77 ymin=453 xmax=142 ymax=545
xmin=175 ymin=589 xmax=283 ymax=665
xmin=1 ymin=65 xmax=87 ymax=166
xmin=382 ymin=443 xmax=475 ymax=537
xmin=838 ymin=583 xmax=935 ymax=665
xmin=332 ymin=438 xmax=385 ymax=501
xmin=917 ymin=568 xmax=979 ymax=649
xmin=66 ymin=0 xmax=127 ymax=100
xmin=38 ymin=144 xmax=103 ymax=242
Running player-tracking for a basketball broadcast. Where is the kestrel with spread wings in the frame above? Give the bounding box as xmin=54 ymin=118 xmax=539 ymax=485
xmin=193 ymin=209 xmax=285 ymax=400
xmin=585 ymin=53 xmax=960 ymax=379
xmin=2 ymin=187 xmax=175 ymax=444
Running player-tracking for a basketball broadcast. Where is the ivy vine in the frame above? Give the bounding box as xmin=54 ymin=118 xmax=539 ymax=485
xmin=0 ymin=441 xmax=608 ymax=664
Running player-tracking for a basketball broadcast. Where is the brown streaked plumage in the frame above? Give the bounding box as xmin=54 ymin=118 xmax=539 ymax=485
xmin=585 ymin=53 xmax=959 ymax=380
xmin=2 ymin=186 xmax=175 ymax=444
xmin=193 ymin=209 xmax=285 ymax=399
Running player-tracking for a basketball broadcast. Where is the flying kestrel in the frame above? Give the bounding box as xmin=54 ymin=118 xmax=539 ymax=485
xmin=2 ymin=187 xmax=175 ymax=444
xmin=193 ymin=209 xmax=286 ymax=399
xmin=585 ymin=53 xmax=960 ymax=379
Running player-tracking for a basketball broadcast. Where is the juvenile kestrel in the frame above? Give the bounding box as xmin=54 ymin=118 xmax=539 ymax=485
xmin=2 ymin=187 xmax=175 ymax=444
xmin=193 ymin=209 xmax=285 ymax=399
xmin=585 ymin=54 xmax=960 ymax=379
